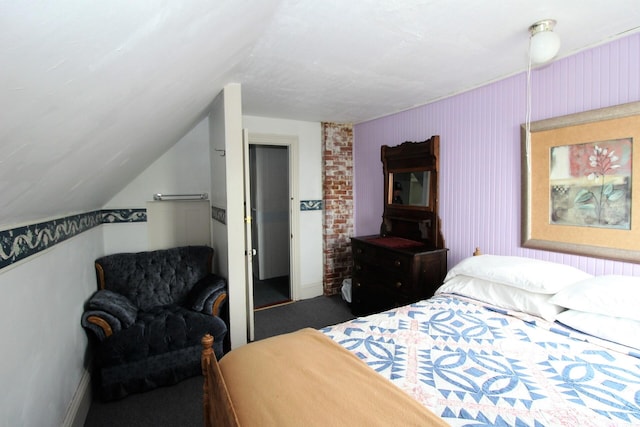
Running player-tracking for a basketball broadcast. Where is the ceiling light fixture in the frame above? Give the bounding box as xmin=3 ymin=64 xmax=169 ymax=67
xmin=528 ymin=19 xmax=561 ymax=64
xmin=524 ymin=19 xmax=560 ymax=187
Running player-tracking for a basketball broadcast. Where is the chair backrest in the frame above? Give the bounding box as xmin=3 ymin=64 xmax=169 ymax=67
xmin=95 ymin=246 xmax=213 ymax=310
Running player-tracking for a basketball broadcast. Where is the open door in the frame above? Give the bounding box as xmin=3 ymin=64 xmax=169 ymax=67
xmin=248 ymin=133 xmax=300 ymax=307
xmin=250 ymin=144 xmax=291 ymax=308
xmin=243 ymin=128 xmax=256 ymax=342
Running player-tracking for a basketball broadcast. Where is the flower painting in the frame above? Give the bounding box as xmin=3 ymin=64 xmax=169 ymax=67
xmin=549 ymin=138 xmax=632 ymax=229
xmin=523 ymin=102 xmax=640 ymax=262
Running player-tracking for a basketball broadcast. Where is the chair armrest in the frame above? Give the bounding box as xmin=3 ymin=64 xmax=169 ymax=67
xmin=81 ymin=310 xmax=122 ymax=341
xmin=188 ymin=274 xmax=228 ymax=315
xmin=87 ymin=289 xmax=138 ymax=328
xmin=203 ymin=290 xmax=228 ymax=317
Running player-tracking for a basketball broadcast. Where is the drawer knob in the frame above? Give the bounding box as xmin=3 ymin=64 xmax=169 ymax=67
xmin=355 ymin=282 xmax=361 ymax=288
xmin=355 ymin=265 xmax=362 ymax=271
xmin=356 ymin=248 xmax=363 ymax=254
xmin=394 ymin=260 xmax=401 ymax=267
xmin=395 ymin=281 xmax=402 ymax=288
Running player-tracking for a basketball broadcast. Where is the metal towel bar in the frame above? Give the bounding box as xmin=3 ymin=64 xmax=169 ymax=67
xmin=153 ymin=193 xmax=208 ymax=201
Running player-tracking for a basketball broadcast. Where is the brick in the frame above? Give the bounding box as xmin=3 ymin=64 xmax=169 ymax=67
xmin=322 ymin=122 xmax=354 ymax=297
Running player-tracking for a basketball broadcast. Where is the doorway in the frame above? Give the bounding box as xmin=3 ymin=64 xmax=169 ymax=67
xmin=249 ymin=144 xmax=291 ymax=309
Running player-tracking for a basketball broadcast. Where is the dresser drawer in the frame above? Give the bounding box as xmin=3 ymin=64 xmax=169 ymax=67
xmin=379 ymin=253 xmax=412 ymax=274
xmin=351 ymin=241 xmax=378 ymax=264
xmin=352 ymin=246 xmax=412 ymax=276
xmin=352 ymin=257 xmax=410 ymax=279
xmin=350 ymin=236 xmax=448 ymax=316
xmin=351 ymin=274 xmax=412 ymax=315
xmin=352 ymin=269 xmax=413 ymax=296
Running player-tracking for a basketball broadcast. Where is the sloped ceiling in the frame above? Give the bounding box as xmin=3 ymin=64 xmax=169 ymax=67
xmin=2 ymin=0 xmax=640 ymax=228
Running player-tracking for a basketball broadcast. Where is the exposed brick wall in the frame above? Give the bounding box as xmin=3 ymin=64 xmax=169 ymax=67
xmin=322 ymin=122 xmax=353 ymax=295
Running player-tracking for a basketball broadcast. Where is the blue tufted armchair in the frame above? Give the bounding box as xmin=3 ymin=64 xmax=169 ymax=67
xmin=81 ymin=246 xmax=228 ymax=401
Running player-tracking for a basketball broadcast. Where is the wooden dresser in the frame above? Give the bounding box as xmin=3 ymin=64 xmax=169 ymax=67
xmin=351 ymin=136 xmax=447 ymax=316
xmin=351 ymin=235 xmax=447 ymax=315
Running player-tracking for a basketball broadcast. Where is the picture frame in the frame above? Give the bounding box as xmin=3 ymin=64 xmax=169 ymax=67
xmin=521 ymin=101 xmax=640 ymax=263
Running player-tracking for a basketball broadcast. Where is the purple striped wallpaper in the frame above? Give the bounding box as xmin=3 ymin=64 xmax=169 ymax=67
xmin=354 ymin=33 xmax=640 ymax=275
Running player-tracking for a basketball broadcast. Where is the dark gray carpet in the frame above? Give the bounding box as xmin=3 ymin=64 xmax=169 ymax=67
xmin=254 ymin=294 xmax=354 ymax=340
xmin=84 ymin=294 xmax=354 ymax=427
xmin=83 ymin=375 xmax=203 ymax=427
xmin=253 ymin=275 xmax=290 ymax=308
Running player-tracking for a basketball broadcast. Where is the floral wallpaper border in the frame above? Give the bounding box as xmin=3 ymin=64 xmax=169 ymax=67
xmin=0 ymin=211 xmax=101 ymax=270
xmin=102 ymin=208 xmax=147 ymax=223
xmin=211 ymin=206 xmax=226 ymax=224
xmin=0 ymin=202 xmax=322 ymax=271
xmin=0 ymin=209 xmax=146 ymax=271
xmin=211 ymin=200 xmax=322 ymax=225
xmin=301 ymin=200 xmax=323 ymax=211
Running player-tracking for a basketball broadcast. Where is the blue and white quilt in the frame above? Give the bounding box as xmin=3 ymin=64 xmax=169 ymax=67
xmin=322 ymin=294 xmax=640 ymax=427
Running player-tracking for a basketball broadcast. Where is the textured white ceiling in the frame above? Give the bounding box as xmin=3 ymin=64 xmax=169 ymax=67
xmin=1 ymin=0 xmax=639 ymax=227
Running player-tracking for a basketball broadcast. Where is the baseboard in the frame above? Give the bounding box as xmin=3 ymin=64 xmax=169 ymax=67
xmin=62 ymin=369 xmax=92 ymax=427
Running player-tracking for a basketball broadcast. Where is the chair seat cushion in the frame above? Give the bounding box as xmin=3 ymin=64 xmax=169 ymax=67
xmin=99 ymin=304 xmax=226 ymax=367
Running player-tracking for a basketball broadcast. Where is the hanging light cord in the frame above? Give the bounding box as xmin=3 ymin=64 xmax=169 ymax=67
xmin=525 ymin=36 xmax=533 ymax=173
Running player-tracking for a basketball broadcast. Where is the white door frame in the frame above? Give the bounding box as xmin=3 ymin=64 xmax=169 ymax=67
xmin=242 ymin=129 xmax=256 ymax=341
xmin=248 ymin=133 xmax=300 ymax=302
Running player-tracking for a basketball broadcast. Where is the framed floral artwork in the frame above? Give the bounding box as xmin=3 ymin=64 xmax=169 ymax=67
xmin=521 ymin=101 xmax=640 ymax=263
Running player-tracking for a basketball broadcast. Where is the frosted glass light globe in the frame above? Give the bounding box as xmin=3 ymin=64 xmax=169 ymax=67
xmin=530 ymin=30 xmax=561 ymax=64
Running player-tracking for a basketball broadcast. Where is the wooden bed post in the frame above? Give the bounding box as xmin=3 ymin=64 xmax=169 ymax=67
xmin=201 ymin=334 xmax=240 ymax=427
xmin=201 ymin=334 xmax=214 ymax=427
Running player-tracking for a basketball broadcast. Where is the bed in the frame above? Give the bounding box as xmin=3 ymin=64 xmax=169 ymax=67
xmin=202 ymin=253 xmax=640 ymax=426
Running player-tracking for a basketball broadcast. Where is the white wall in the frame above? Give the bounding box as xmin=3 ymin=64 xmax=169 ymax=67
xmin=243 ymin=116 xmax=323 ymax=298
xmin=0 ymin=227 xmax=104 ymax=427
xmin=103 ymin=118 xmax=211 ymax=254
xmin=101 ymin=223 xmax=148 ymax=255
xmin=209 ymin=92 xmax=229 ymax=279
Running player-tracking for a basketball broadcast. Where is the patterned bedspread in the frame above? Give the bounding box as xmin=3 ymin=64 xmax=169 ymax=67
xmin=322 ymin=294 xmax=640 ymax=427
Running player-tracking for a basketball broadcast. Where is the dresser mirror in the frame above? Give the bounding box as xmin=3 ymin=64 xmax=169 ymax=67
xmin=388 ymin=171 xmax=430 ymax=207
xmin=381 ymin=136 xmax=444 ymax=249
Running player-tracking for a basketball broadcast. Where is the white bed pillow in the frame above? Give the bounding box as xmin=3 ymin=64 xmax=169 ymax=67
xmin=436 ymin=274 xmax=564 ymax=321
xmin=556 ymin=309 xmax=640 ymax=351
xmin=549 ymin=275 xmax=640 ymax=321
xmin=444 ymin=255 xmax=592 ymax=294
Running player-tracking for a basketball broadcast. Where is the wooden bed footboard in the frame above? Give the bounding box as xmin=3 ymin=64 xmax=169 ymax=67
xmin=201 ymin=328 xmax=448 ymax=427
xmin=201 ymin=334 xmax=239 ymax=427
